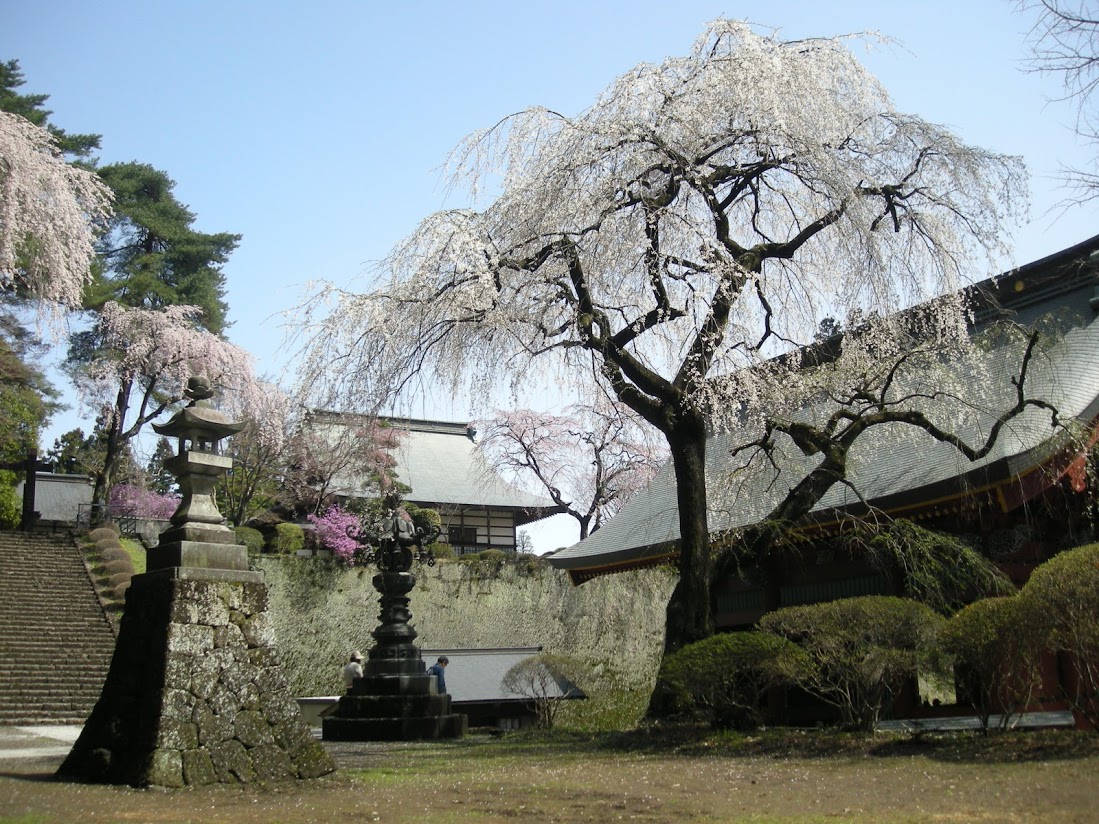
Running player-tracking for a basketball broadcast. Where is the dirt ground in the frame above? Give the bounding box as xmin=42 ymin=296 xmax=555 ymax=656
xmin=2 ymin=731 xmax=1099 ymax=824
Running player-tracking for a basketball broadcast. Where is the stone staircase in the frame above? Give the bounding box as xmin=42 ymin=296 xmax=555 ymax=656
xmin=0 ymin=531 xmax=116 ymax=725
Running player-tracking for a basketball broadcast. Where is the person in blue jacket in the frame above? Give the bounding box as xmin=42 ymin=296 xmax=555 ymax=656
xmin=426 ymin=656 xmax=449 ymax=694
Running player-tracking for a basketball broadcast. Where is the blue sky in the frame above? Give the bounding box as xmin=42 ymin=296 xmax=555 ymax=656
xmin=4 ymin=0 xmax=1096 ymax=550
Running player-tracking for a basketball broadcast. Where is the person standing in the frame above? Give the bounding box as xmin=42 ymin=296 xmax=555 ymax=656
xmin=343 ymin=651 xmax=364 ymax=689
xmin=426 ymin=655 xmax=449 ymax=694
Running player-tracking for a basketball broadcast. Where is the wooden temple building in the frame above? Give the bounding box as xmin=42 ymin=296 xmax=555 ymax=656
xmin=549 ymin=235 xmax=1099 ymax=723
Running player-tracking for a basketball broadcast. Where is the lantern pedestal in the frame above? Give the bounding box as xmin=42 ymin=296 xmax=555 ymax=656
xmin=322 ymin=512 xmax=466 ymax=741
xmin=57 ymin=376 xmax=333 ymax=785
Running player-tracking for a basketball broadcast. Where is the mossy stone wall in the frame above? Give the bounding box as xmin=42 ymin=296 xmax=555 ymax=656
xmin=255 ymin=556 xmax=675 ymax=699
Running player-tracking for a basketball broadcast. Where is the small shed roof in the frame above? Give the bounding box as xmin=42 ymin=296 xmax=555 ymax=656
xmin=421 ymin=647 xmax=585 ymax=703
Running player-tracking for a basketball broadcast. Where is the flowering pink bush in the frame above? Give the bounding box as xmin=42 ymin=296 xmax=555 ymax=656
xmin=109 ymin=484 xmax=179 ymax=520
xmin=308 ymin=505 xmax=364 ymax=563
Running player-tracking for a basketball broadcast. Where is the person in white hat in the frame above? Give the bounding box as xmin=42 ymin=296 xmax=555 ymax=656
xmin=343 ymin=651 xmax=364 ymax=689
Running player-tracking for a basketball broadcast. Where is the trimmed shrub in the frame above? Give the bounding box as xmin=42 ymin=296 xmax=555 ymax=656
xmin=113 ymin=580 xmax=130 ymax=600
xmin=107 ymin=572 xmax=132 ymax=590
xmin=940 ymin=595 xmax=1045 ymax=734
xmin=95 ymin=537 xmax=123 ymax=552
xmin=100 ymin=548 xmax=130 ymax=565
xmin=760 ymin=595 xmax=947 ymax=732
xmin=235 ymin=526 xmax=265 ymax=553
xmin=404 ymin=502 xmax=442 ymax=540
xmin=657 ymin=631 xmax=812 ymax=730
xmin=1021 ymin=543 xmax=1099 ymax=729
xmin=104 ymin=558 xmax=134 ymax=577
xmin=273 ymin=522 xmax=305 ymax=554
xmin=90 ymin=526 xmax=121 ymax=542
xmin=473 ymin=549 xmax=507 ymax=563
xmin=428 ymin=541 xmax=454 ymax=560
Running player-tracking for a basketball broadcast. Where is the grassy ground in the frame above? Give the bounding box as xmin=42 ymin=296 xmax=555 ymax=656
xmin=2 ymin=728 xmax=1097 ymax=823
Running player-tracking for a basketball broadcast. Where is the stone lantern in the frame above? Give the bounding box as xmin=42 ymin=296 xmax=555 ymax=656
xmin=147 ymin=376 xmax=250 ymax=576
xmin=58 ymin=375 xmax=335 ymax=786
xmin=322 ymin=490 xmax=466 ymax=741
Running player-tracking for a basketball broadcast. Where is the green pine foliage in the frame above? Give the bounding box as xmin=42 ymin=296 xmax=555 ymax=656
xmin=86 ymin=162 xmax=238 ymax=335
xmin=0 ymin=59 xmax=101 ymax=159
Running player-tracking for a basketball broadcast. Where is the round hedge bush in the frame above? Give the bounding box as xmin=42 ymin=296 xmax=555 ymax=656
xmin=90 ymin=526 xmax=121 ymax=542
xmin=113 ymin=580 xmax=131 ymax=599
xmin=103 ymin=558 xmax=134 ymax=577
xmin=99 ymin=547 xmax=129 ymax=564
xmin=273 ymin=522 xmax=305 ymax=554
xmin=657 ymin=631 xmax=812 ymax=729
xmin=107 ymin=572 xmax=132 ymax=590
xmin=235 ymin=525 xmax=265 ymax=553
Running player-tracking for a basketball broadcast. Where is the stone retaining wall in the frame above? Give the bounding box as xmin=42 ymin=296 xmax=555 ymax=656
xmin=255 ymin=556 xmax=675 ymax=699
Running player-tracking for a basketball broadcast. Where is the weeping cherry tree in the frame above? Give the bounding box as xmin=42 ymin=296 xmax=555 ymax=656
xmin=299 ymin=21 xmax=1033 ymax=653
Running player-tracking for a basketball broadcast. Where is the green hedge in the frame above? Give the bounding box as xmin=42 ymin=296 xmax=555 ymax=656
xmin=657 ymin=631 xmax=812 ymax=730
xmin=940 ymin=595 xmax=1045 ymax=733
xmin=273 ymin=522 xmax=305 ymax=554
xmin=761 ymin=595 xmax=946 ymax=732
xmin=1021 ymin=543 xmax=1099 ymax=729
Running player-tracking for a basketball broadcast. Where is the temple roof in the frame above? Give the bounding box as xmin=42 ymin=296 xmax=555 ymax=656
xmin=549 ymin=234 xmax=1099 ymax=581
xmin=306 ymin=413 xmax=558 ymax=521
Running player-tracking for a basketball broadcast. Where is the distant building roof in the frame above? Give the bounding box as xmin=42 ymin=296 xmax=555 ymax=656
xmin=550 ymin=234 xmax=1099 ymax=581
xmin=306 ymin=413 xmax=558 ymax=521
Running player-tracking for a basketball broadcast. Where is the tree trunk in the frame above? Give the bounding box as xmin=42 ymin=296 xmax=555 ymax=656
xmin=661 ymin=419 xmax=713 ymax=655
xmin=92 ymin=379 xmax=132 ymax=511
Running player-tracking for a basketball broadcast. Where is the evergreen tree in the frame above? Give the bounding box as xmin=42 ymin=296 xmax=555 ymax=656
xmin=0 ymin=58 xmax=101 ymax=160
xmin=0 ymin=312 xmax=58 ymax=464
xmin=145 ymin=436 xmax=177 ymax=495
xmin=66 ymin=163 xmax=242 ymax=506
xmin=89 ymin=162 xmax=237 ymax=334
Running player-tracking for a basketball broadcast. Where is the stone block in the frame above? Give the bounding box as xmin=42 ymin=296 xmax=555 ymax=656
xmin=182 ymin=749 xmax=217 ymax=786
xmin=147 ymin=540 xmax=250 ymax=572
xmin=156 ymin=719 xmax=198 ymax=751
xmin=166 ymin=623 xmax=214 ymax=655
xmin=208 ymin=739 xmax=255 ymax=784
xmin=146 ymin=748 xmax=184 ymax=788
xmin=250 ymin=744 xmax=296 ymax=782
xmin=234 ymin=710 xmax=274 ymax=748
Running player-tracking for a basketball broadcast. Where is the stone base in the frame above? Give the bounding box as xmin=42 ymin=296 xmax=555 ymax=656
xmin=57 ymin=572 xmax=335 ymax=786
xmin=322 ymin=671 xmax=467 ymax=741
xmin=146 ymin=540 xmax=251 ymax=574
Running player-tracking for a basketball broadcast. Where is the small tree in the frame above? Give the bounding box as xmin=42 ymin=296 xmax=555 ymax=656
xmin=940 ymin=595 xmax=1047 ymax=734
xmin=476 ymin=405 xmax=662 ymax=539
xmin=760 ymin=595 xmax=946 ymax=731
xmin=1021 ymin=543 xmax=1099 ymax=728
xmin=299 ymin=20 xmax=1034 ymax=664
xmin=501 ymin=653 xmax=589 ymax=730
xmin=69 ymin=302 xmax=260 ymax=507
xmin=656 ymin=631 xmax=811 ymax=730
